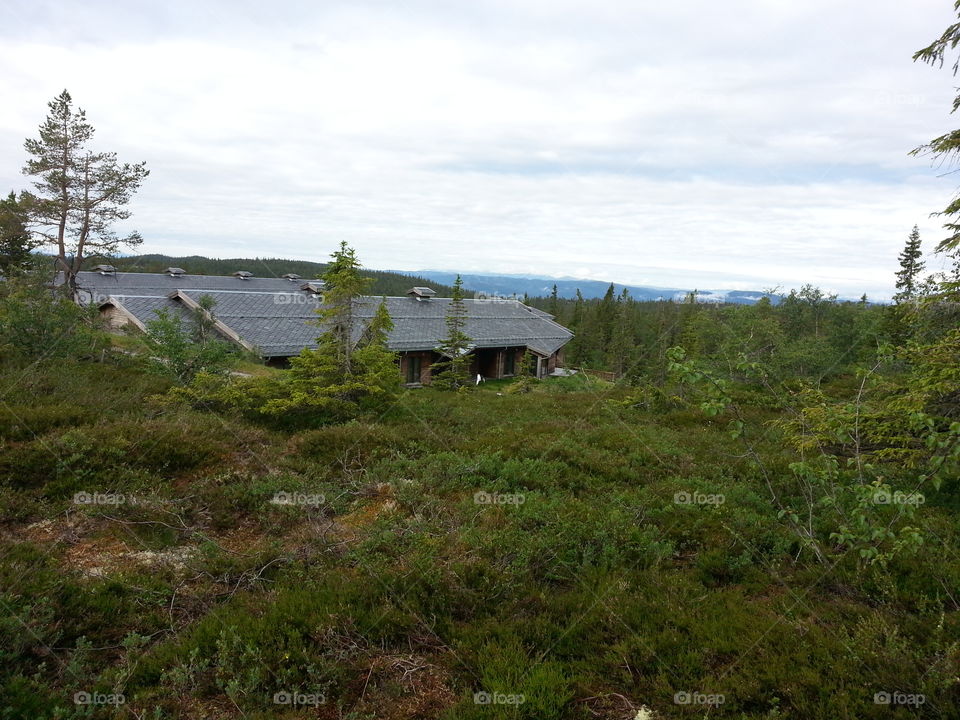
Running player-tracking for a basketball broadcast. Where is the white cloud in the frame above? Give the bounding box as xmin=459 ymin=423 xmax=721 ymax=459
xmin=0 ymin=0 xmax=958 ymax=298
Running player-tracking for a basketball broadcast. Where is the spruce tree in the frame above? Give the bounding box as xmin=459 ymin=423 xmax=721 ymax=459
xmin=548 ymin=283 xmax=559 ymax=318
xmin=608 ymin=288 xmax=634 ymax=377
xmin=894 ymin=225 xmax=925 ymax=303
xmin=316 ymin=241 xmax=369 ymax=375
xmin=260 ymin=243 xmax=398 ymax=421
xmin=433 ymin=274 xmax=473 ymax=390
xmin=568 ymin=289 xmax=586 ymax=365
xmin=598 ymin=283 xmax=617 ymax=345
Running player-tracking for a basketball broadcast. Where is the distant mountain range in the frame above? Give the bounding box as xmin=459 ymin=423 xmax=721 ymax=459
xmin=409 ymin=270 xmax=779 ymax=305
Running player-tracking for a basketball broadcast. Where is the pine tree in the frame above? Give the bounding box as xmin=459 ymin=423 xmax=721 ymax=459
xmin=434 ymin=274 xmax=473 ymax=390
xmin=548 ymin=284 xmax=559 ymax=318
xmin=894 ymin=225 xmax=925 ymax=303
xmin=21 ymin=90 xmax=148 ymax=294
xmin=0 ymin=191 xmax=35 ymax=275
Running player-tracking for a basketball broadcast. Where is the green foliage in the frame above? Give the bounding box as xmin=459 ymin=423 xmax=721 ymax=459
xmin=0 ymin=271 xmax=106 ymax=361
xmin=0 ymin=191 xmax=36 ymax=276
xmin=913 ymin=2 xmax=960 ymax=251
xmin=666 ymin=346 xmax=734 ymax=419
xmin=0 ymin=416 xmax=228 ymax=491
xmin=504 ymin=351 xmax=535 ymax=394
xmin=143 ymin=300 xmax=234 ymax=383
xmin=529 ymin=282 xmax=884 ymax=383
xmin=172 ymin=244 xmax=400 ymax=427
xmin=6 ymin=268 xmax=960 ymax=718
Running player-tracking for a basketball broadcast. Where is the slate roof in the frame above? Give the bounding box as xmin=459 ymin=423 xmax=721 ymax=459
xmin=366 ymin=297 xmax=572 ymax=356
xmin=72 ymin=270 xmax=308 ymax=303
xmin=82 ymin=271 xmax=573 ymax=358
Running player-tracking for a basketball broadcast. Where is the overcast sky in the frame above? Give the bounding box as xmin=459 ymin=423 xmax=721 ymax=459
xmin=1 ymin=0 xmax=959 ymax=298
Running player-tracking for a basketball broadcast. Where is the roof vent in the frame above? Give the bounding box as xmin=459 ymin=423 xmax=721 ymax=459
xmin=300 ymin=281 xmax=325 ymax=294
xmin=407 ymin=286 xmax=436 ymax=301
xmin=165 ymin=267 xmax=186 ymax=277
xmin=282 ymin=273 xmax=302 ymax=281
xmin=232 ymin=271 xmax=253 ymax=280
xmin=92 ymin=264 xmax=116 ymax=275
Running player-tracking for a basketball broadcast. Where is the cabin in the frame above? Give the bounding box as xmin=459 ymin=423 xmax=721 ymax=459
xmin=73 ymin=270 xmax=572 ymax=383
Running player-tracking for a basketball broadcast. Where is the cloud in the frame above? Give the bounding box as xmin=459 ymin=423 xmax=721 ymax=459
xmin=0 ymin=0 xmax=957 ymax=298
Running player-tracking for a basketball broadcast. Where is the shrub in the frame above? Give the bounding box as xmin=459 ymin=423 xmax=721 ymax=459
xmin=0 ymin=275 xmax=106 ymax=362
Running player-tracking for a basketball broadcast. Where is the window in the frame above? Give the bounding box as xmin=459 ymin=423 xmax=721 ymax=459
xmin=406 ymin=356 xmax=422 ymax=384
xmin=503 ymin=350 xmax=515 ymax=376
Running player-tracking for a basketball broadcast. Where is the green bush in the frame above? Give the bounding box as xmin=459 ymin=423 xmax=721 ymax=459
xmin=0 ymin=277 xmax=106 ymax=362
xmin=0 ymin=417 xmax=228 ymax=490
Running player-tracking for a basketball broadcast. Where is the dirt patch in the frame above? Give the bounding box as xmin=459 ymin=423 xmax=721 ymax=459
xmin=64 ymin=537 xmax=196 ymax=578
xmin=346 ymin=653 xmax=458 ymax=720
xmin=20 ymin=516 xmax=89 ymax=544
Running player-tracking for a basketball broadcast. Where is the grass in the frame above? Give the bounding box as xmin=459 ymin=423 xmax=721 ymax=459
xmin=0 ymin=357 xmax=958 ymax=718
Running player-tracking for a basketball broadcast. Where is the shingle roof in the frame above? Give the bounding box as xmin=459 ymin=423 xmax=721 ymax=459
xmin=84 ymin=272 xmax=572 ymax=358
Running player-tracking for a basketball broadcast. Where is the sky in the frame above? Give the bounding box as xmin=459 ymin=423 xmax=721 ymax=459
xmin=1 ymin=0 xmax=959 ymax=299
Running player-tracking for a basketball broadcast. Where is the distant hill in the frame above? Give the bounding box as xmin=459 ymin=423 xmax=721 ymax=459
xmin=87 ymin=255 xmax=460 ymax=298
xmin=409 ymin=270 xmax=778 ymax=305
